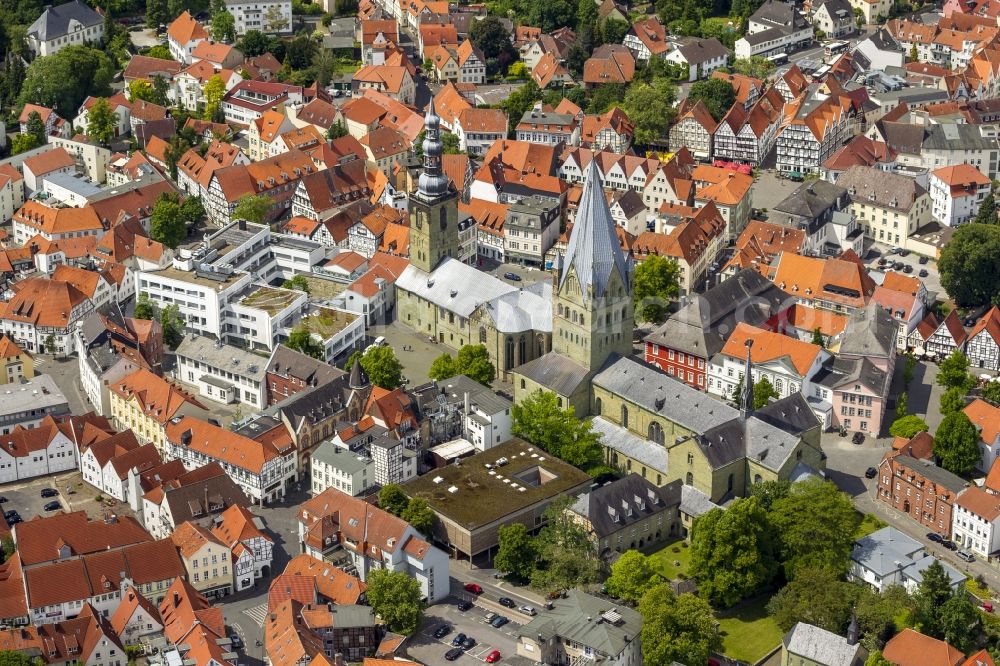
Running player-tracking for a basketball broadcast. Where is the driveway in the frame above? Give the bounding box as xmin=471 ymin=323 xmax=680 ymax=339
xmin=34 ymin=356 xmax=89 ymax=416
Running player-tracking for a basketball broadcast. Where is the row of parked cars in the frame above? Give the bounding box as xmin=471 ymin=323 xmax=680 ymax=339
xmin=1 ymin=488 xmax=62 ymax=526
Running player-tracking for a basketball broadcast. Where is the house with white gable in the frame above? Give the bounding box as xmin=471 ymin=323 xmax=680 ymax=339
xmin=211 ymin=504 xmax=274 ymax=592
xmin=166 ymin=11 xmax=209 ymax=64
xmin=0 ymin=416 xmax=79 ymax=484
xmin=926 ymin=310 xmax=967 ymax=360
xmin=81 ymin=432 xmax=162 ymax=503
xmin=109 ymin=586 xmax=164 ymax=645
xmin=953 ymin=486 xmax=1000 ymax=559
xmin=966 ymin=306 xmax=1000 ymax=373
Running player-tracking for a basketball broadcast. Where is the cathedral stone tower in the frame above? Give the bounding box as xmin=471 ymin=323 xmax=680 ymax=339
xmin=553 ymin=159 xmax=634 ymax=371
xmin=409 ymin=100 xmax=461 ymax=273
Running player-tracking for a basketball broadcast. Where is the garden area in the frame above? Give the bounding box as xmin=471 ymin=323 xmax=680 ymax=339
xmin=647 ymin=540 xmax=694 ymax=581
xmin=716 ymin=596 xmax=785 ymax=663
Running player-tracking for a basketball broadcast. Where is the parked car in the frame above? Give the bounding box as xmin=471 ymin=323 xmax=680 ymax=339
xmin=490 ymin=616 xmax=509 ymax=628
xmin=460 ymin=636 xmax=476 ymax=650
xmin=519 ymin=605 xmax=537 ymax=616
xmin=942 ymin=540 xmax=958 ymax=551
xmin=498 ymin=597 xmax=515 ymax=608
xmin=919 ymin=255 xmax=929 ymax=264
xmin=903 ymin=264 xmax=913 ymax=274
xmin=899 ymin=249 xmax=909 ymax=257
xmin=957 ymin=550 xmax=975 ymax=562
xmin=43 ymin=501 xmax=61 ymax=511
xmin=229 ymin=634 xmax=243 ymax=650
xmin=4 ymin=512 xmax=21 ymax=525
xmin=451 ymin=633 xmax=467 ymax=647
xmin=852 ymin=432 xmax=864 ymax=446
xmin=893 ymin=261 xmax=905 ymax=271
xmin=918 ymin=269 xmax=928 ymax=278
xmin=433 ymin=625 xmax=451 ymax=639
xmin=0 ymin=496 xmax=7 ymax=503
xmin=865 ymin=467 xmax=878 ymax=479
xmin=927 ymin=532 xmax=943 ymax=543
xmin=502 ymin=272 xmax=521 ymax=281
xmin=445 ymin=648 xmax=464 ymax=661
xmin=457 ymin=600 xmax=473 ymax=611
xmin=40 ymin=488 xmax=58 ymax=498
xmin=464 ymin=583 xmax=483 ymax=595
xmin=486 ymin=650 xmax=502 ymax=663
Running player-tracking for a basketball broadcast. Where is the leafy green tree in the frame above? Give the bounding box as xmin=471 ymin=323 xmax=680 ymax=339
xmin=811 ymin=327 xmax=826 ymax=348
xmin=145 ymin=44 xmax=174 ymax=60
xmin=328 ymin=121 xmax=347 ymax=139
xmin=134 ymin=293 xmax=158 ymax=320
xmin=854 ymin=585 xmax=913 ymax=650
xmin=180 ymin=196 xmax=205 ymax=226
xmin=161 ymin=304 xmax=185 ymax=348
xmin=20 ymin=46 xmax=115 ymax=117
xmin=506 ymin=61 xmax=529 ymax=80
xmin=44 ymin=334 xmax=56 ymax=354
xmin=86 ymin=98 xmax=117 ymax=146
xmin=639 ymin=586 xmax=721 ymax=666
xmin=286 ymin=324 xmax=323 ymax=359
xmin=633 ymin=255 xmax=681 ymax=323
xmin=913 ymin=560 xmax=955 ymax=637
xmin=975 ymin=184 xmax=997 ymax=225
xmin=934 ymin=411 xmax=981 ymax=475
xmin=766 ymin=566 xmax=855 ymax=632
xmin=11 ymin=133 xmax=40 ymax=155
xmin=865 ymin=652 xmax=894 ymax=666
xmin=896 ymin=391 xmax=908 ymax=419
xmin=365 ymin=569 xmax=423 ymax=634
xmin=586 ymin=82 xmax=626 ymax=113
xmin=531 ymin=496 xmax=602 ymax=591
xmin=903 ymin=354 xmax=916 ymax=386
xmin=203 ymin=75 xmax=227 ymax=122
xmin=286 ymin=36 xmax=319 ymax=70
xmin=282 ymin=274 xmax=311 ymax=293
xmin=983 ymin=380 xmax=1000 ymax=405
xmin=233 ymin=194 xmax=274 ymax=225
xmin=512 ymin=390 xmax=602 ymax=468
xmin=129 ymin=79 xmax=158 ymax=104
xmin=687 ymin=78 xmax=736 ymax=122
xmin=937 ymin=350 xmax=975 ymax=392
xmin=752 ymin=375 xmax=779 ymax=409
xmin=605 ymin=550 xmax=661 ymax=603
xmin=428 ymin=353 xmax=457 ymax=382
xmin=427 ymin=345 xmax=495 ymax=385
xmin=621 ymin=79 xmax=677 ymax=145
xmin=150 ymin=196 xmax=187 ymax=248
xmin=358 ymin=344 xmax=404 ymax=389
xmin=938 ymin=223 xmax=1000 ymax=307
xmin=732 ymin=55 xmax=775 ymax=79
xmin=211 ymin=10 xmax=236 ymax=42
xmin=940 ymin=386 xmax=967 ymax=415
xmin=528 ymin=0 xmax=575 ymax=32
xmin=146 ymin=0 xmax=169 ymax=28
xmin=889 ymin=415 xmax=929 ymax=438
xmin=237 ymin=29 xmax=270 ymax=56
xmin=0 ymin=651 xmax=35 ymax=666
xmin=494 ymin=523 xmax=536 ymax=580
xmin=689 ymin=496 xmax=777 ymax=607
xmin=939 ymin=593 xmax=981 ymax=653
xmin=748 ymin=479 xmax=791 ymax=511
xmin=400 ymin=498 xmax=436 ymax=537
xmin=163 ymin=133 xmax=191 ymax=181
xmin=497 ymin=80 xmax=542 ymax=136
xmin=264 ymin=5 xmax=290 ymax=32
xmin=769 ymin=477 xmax=859 ymax=579
xmin=378 ymin=484 xmax=409 ymax=515
xmin=25 ymin=110 xmax=46 ymax=145
xmin=0 ymin=535 xmax=14 ymax=564
xmin=470 ymin=16 xmax=517 ymax=74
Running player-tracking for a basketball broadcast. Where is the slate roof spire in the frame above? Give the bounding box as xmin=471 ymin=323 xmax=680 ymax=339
xmin=560 ymin=158 xmax=631 ymax=303
xmin=349 ymin=357 xmax=369 ymax=390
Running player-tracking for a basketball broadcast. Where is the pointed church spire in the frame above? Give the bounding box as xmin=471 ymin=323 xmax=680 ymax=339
xmin=417 ymin=99 xmax=449 ymax=200
xmin=560 ymin=158 xmax=631 ymax=303
xmin=741 ymin=339 xmax=754 ymax=420
xmin=349 ymin=357 xmax=369 ymax=390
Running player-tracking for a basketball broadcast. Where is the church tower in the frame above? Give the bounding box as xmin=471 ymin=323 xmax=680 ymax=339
xmin=409 ymin=100 xmax=461 ymax=273
xmin=553 ymin=159 xmax=634 ymax=371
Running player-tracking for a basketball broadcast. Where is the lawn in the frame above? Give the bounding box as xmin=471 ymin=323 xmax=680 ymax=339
xmin=855 ymin=513 xmax=888 ymax=539
xmin=647 ymin=540 xmax=694 ymax=581
xmin=716 ymin=596 xmax=785 ymax=663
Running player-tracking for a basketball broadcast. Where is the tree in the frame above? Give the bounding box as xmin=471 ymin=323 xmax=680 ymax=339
xmin=233 ymin=194 xmax=274 ymax=225
xmin=606 ymin=551 xmax=661 ymax=603
xmin=866 ymin=652 xmax=894 ymax=666
xmin=161 ymin=304 xmax=184 ymax=348
xmin=286 ymin=324 xmax=323 ymax=359
xmin=531 ymin=496 xmax=603 ymax=591
xmin=937 ymin=350 xmax=975 ymax=392
xmin=145 ymin=44 xmax=173 ymax=60
xmin=934 ymin=411 xmax=981 ymax=475
xmin=328 ymin=121 xmax=347 ymax=139
xmin=11 ymin=133 xmax=40 ymax=155
xmin=428 ymin=353 xmax=457 ymax=382
xmin=586 ymin=82 xmax=626 ymax=113
xmin=0 ymin=535 xmax=13 ymax=564
xmin=470 ymin=16 xmax=517 ymax=74
xmin=983 ymin=380 xmax=1000 ymax=405
xmin=0 ymin=652 xmax=35 ymax=666
xmin=400 ymin=497 xmax=436 ymax=537
xmin=811 ymin=327 xmax=826 ymax=348
xmin=134 ymin=293 xmax=158 ymax=320
xmin=203 ymin=75 xmax=226 ymax=122
xmin=528 ymin=0 xmax=575 ymax=32
xmin=748 ymin=479 xmax=791 ymax=511
xmin=633 ymin=255 xmax=681 ymax=323
xmin=494 ymin=523 xmax=536 ymax=580
xmin=889 ymin=415 xmax=929 ymax=438
xmin=358 ymin=344 xmax=404 ymax=389
xmin=687 ymin=78 xmax=736 ymax=122
xmin=689 ymin=496 xmax=777 ymax=607
xmin=44 ymin=334 xmax=56 ymax=354
xmin=903 ymin=354 xmax=916 ymax=386
xmin=938 ymin=223 xmax=1000 ymax=307
xmin=766 ymin=566 xmax=855 ymax=632
xmin=506 ymin=61 xmax=529 ymax=80
xmin=264 ymin=5 xmax=290 ymax=32
xmin=287 ymin=36 xmax=319 ymax=70
xmin=895 ymin=391 xmax=908 ymax=419
xmin=25 ymin=110 xmax=46 ymax=145
xmin=940 ymin=386 xmax=967 ymax=415
xmin=975 ymin=184 xmax=997 ymax=225
xmin=428 ymin=344 xmax=496 ymax=385
xmin=282 ymin=274 xmax=310 ymax=293
xmin=732 ymin=55 xmax=775 ymax=79
xmin=512 ymin=390 xmax=602 ymax=469
xmin=621 ymin=79 xmax=676 ymax=145
xmin=128 ymin=79 xmax=157 ymax=104
xmin=150 ymin=196 xmax=187 ymax=248
xmin=769 ymin=477 xmax=859 ymax=579
xmin=86 ymin=98 xmax=117 ymax=146
xmin=753 ymin=375 xmax=779 ymax=409
xmin=163 ymin=134 xmax=191 ymax=181
xmin=237 ymin=29 xmax=270 ymax=56
xmin=365 ymin=569 xmax=423 ymax=634
xmin=939 ymin=593 xmax=981 ymax=653
xmin=497 ymin=80 xmax=542 ymax=136
xmin=639 ymin=586 xmax=721 ymax=666
xmin=211 ymin=10 xmax=236 ymax=42
xmin=913 ymin=560 xmax=957 ymax=637
xmin=146 ymin=0 xmax=169 ymax=28
xmin=20 ymin=46 xmax=115 ymax=117
xmin=854 ymin=584 xmax=913 ymax=650
xmin=378 ymin=484 xmax=409 ymax=515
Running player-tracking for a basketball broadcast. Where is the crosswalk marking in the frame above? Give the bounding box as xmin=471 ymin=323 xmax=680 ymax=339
xmin=243 ymin=603 xmax=268 ymax=627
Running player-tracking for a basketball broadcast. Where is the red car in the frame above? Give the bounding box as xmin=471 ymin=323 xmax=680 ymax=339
xmin=485 ymin=650 xmax=501 ymax=663
xmin=463 ymin=582 xmax=483 ymax=594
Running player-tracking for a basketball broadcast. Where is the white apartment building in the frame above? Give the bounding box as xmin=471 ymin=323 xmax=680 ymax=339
xmin=174 ymin=335 xmax=269 ymax=409
xmin=836 ymin=166 xmax=932 ymax=248
xmin=928 ymin=163 xmax=991 ymax=227
xmin=26 ymin=0 xmax=104 ymax=58
xmin=0 ymin=413 xmax=78 ymax=483
xmin=310 ymin=440 xmax=375 ymax=497
xmin=952 ymin=487 xmax=1000 ymax=559
xmin=223 ymin=0 xmax=292 ymax=35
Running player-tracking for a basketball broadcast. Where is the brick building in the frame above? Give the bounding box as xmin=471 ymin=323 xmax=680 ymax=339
xmin=876 ymin=453 xmax=968 ymax=537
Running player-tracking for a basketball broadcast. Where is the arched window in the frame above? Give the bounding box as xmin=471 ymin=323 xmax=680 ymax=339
xmin=727 ymin=473 xmax=734 ymax=492
xmin=754 ymin=474 xmax=762 ymax=484
xmin=505 ymin=337 xmax=514 ymax=370
xmin=518 ymin=336 xmax=526 ymax=364
xmin=648 ymin=421 xmax=664 ymax=445
xmin=621 ymin=405 xmax=629 ymax=428
xmin=479 ymin=326 xmax=487 ymax=344
xmin=686 ymin=472 xmax=694 ymax=484
xmin=595 ymin=397 xmax=602 ymax=415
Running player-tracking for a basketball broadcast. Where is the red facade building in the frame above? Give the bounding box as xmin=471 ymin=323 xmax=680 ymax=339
xmin=877 ymin=453 xmax=967 ymax=537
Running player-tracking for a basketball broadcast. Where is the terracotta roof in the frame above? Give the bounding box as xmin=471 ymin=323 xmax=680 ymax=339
xmin=969 ymin=306 xmax=1000 ymax=347
xmin=285 ymin=216 xmax=323 ymax=237
xmin=131 ymin=99 xmax=169 ymax=122
xmin=166 ymin=416 xmax=292 ymax=475
xmin=15 ymin=201 xmax=103 ymax=236
xmin=883 ymin=628 xmax=965 ymax=666
xmin=268 ymin=574 xmax=317 ymax=612
xmin=965 ymin=398 xmax=1000 ymax=448
xmin=123 ymin=55 xmax=183 ymax=81
xmin=961 ymin=650 xmax=996 ymax=666
xmin=19 ymin=103 xmax=56 ymax=124
xmin=211 ymin=504 xmax=271 ymax=547
xmin=360 ymin=125 xmax=408 ymax=158
xmin=721 ymin=322 xmax=823 ymax=375
xmin=711 ymin=70 xmax=762 ymax=105
xmin=159 ymin=577 xmax=224 ymax=647
xmin=933 ymin=163 xmax=991 ymax=197
xmin=628 ymin=17 xmax=668 ymax=55
xmin=353 ymin=64 xmax=410 ymax=95
xmin=109 ymin=586 xmax=161 ymax=636
xmin=192 ymin=40 xmax=238 ymax=64
xmin=0 ymin=277 xmax=92 ymax=329
xmin=170 ymin=521 xmax=226 ymax=558
xmin=22 ymin=147 xmax=75 ymax=177
xmin=532 ymin=52 xmax=571 ymax=87
xmin=256 ymin=109 xmax=290 ymax=144
xmin=584 ymin=44 xmax=635 ymax=85
xmin=110 ymin=368 xmax=206 ymax=426
xmin=295 ymin=98 xmax=338 ymax=130
xmin=956 ymin=485 xmax=1000 ymax=520
xmin=167 ymin=10 xmax=208 ymax=45
xmin=339 ymin=96 xmax=386 ymax=126
xmin=892 ymin=431 xmax=934 ymax=460
xmin=377 ymin=224 xmax=409 ymax=256
xmin=937 ymin=310 xmax=969 ymax=347
xmin=768 ymin=252 xmax=876 ymax=310
xmin=784 ymin=303 xmax=848 ymax=337
xmin=0 ymin=335 xmax=26 ymax=360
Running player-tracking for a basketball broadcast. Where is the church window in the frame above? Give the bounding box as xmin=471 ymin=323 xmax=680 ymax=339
xmin=595 ymin=397 xmax=602 ymax=415
xmin=648 ymin=421 xmax=664 ymax=445
xmin=518 ymin=336 xmax=526 ymax=363
xmin=621 ymin=405 xmax=629 ymax=428
xmin=505 ymin=337 xmax=514 ymax=370
xmin=479 ymin=327 xmax=487 ymax=343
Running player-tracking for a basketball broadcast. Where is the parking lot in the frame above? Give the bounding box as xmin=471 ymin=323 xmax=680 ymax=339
xmin=864 ymin=242 xmax=943 ymax=298
xmin=406 ymin=596 xmax=531 ymax=666
xmin=0 ymin=470 xmax=118 ymax=527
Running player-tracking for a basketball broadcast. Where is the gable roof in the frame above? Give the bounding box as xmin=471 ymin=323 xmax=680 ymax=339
xmin=28 ymin=0 xmax=102 ymax=42
xmin=167 ymin=10 xmax=209 ymax=45
xmin=883 ymin=629 xmax=965 ymax=666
